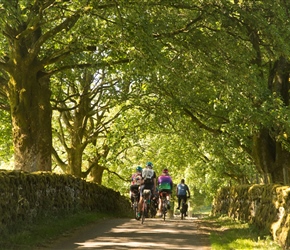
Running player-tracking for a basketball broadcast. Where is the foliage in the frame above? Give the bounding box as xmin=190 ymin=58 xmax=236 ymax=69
xmin=1 ymin=0 xmax=290 ymax=203
xmin=118 ymin=0 xmax=290 ymax=184
xmin=0 ymin=110 xmax=13 ymax=164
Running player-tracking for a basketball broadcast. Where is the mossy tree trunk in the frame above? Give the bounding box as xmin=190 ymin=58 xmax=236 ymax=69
xmin=1 ymin=1 xmax=85 ymax=172
xmin=252 ymin=57 xmax=290 ymax=184
xmin=7 ymin=60 xmax=52 ymax=171
xmin=4 ymin=19 xmax=52 ymax=171
xmin=91 ymin=164 xmax=105 ymax=184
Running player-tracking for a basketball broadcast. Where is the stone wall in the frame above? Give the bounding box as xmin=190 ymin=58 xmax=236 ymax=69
xmin=212 ymin=184 xmax=290 ymax=248
xmin=0 ymin=170 xmax=131 ymax=236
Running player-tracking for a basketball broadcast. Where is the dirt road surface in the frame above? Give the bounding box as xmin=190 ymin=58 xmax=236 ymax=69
xmin=41 ymin=216 xmax=212 ymax=250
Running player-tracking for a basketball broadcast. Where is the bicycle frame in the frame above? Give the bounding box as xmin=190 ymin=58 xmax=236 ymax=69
xmin=180 ymin=198 xmax=187 ymax=220
xmin=141 ymin=189 xmax=151 ymax=224
xmin=160 ymin=191 xmax=168 ymax=221
xmin=132 ymin=189 xmax=139 ymax=220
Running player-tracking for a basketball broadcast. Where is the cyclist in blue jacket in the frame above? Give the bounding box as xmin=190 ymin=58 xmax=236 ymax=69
xmin=176 ymin=179 xmax=190 ymax=209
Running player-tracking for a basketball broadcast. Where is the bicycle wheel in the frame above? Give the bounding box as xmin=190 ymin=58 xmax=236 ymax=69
xmin=150 ymin=202 xmax=157 ymax=218
xmin=133 ymin=200 xmax=138 ymax=220
xmin=181 ymin=200 xmax=185 ymax=220
xmin=141 ymin=201 xmax=146 ymax=224
xmin=162 ymin=200 xmax=167 ymax=221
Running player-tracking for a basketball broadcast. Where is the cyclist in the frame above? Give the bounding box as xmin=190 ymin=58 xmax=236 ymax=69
xmin=157 ymin=168 xmax=173 ymax=216
xmin=176 ymin=179 xmax=190 ymax=212
xmin=130 ymin=166 xmax=142 ymax=206
xmin=137 ymin=161 xmax=156 ymax=219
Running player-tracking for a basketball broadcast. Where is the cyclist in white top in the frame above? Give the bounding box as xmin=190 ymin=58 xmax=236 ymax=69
xmin=137 ymin=162 xmax=156 ymax=219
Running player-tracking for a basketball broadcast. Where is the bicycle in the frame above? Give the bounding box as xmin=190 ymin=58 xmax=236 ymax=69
xmin=180 ymin=196 xmax=189 ymax=220
xmin=160 ymin=191 xmax=169 ymax=221
xmin=141 ymin=189 xmax=151 ymax=224
xmin=130 ymin=186 xmax=140 ymax=220
xmin=149 ymin=194 xmax=158 ymax=218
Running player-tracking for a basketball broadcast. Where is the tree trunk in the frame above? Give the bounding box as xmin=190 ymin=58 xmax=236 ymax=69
xmin=252 ymin=129 xmax=287 ymax=184
xmin=3 ymin=16 xmax=53 ymax=172
xmin=252 ymin=56 xmax=290 ymax=184
xmin=8 ymin=69 xmax=52 ymax=172
xmin=68 ymin=148 xmax=83 ymax=177
xmin=252 ymin=128 xmax=275 ymax=175
xmin=63 ymin=75 xmax=90 ymax=177
xmin=91 ymin=165 xmax=105 ymax=184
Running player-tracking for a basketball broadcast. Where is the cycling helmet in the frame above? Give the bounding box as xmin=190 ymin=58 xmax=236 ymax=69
xmin=162 ymin=168 xmax=169 ymax=174
xmin=136 ymin=166 xmax=142 ymax=172
xmin=146 ymin=162 xmax=153 ymax=168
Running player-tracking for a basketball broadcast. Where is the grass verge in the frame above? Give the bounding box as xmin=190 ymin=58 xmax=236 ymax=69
xmin=0 ymin=211 xmax=116 ymax=250
xmin=209 ymin=216 xmax=282 ymax=250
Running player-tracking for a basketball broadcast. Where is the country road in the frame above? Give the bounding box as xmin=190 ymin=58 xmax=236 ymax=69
xmin=39 ymin=216 xmax=212 ymax=250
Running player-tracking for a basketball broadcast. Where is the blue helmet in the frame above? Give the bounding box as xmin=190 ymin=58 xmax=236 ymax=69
xmin=136 ymin=166 xmax=142 ymax=172
xmin=146 ymin=162 xmax=153 ymax=168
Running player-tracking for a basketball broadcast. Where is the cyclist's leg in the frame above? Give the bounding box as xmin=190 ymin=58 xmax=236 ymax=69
xmin=141 ymin=199 xmax=146 ymax=224
xmin=181 ymin=195 xmax=187 ymax=215
xmin=143 ymin=189 xmax=151 ymax=218
xmin=129 ymin=186 xmax=133 ymax=205
xmin=177 ymin=195 xmax=181 ymax=209
xmin=184 ymin=195 xmax=187 ymax=203
xmin=181 ymin=195 xmax=186 ymax=206
xmin=157 ymin=190 xmax=163 ymax=216
xmin=161 ymin=192 xmax=168 ymax=217
xmin=137 ymin=185 xmax=144 ymax=219
xmin=166 ymin=190 xmax=171 ymax=209
xmin=158 ymin=191 xmax=161 ymax=211
xmin=183 ymin=195 xmax=188 ymax=216
xmin=130 ymin=185 xmax=137 ymax=204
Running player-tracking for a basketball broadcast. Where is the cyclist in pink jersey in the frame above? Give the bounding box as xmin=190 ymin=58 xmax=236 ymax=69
xmin=157 ymin=168 xmax=173 ymax=216
xmin=130 ymin=166 xmax=142 ymax=205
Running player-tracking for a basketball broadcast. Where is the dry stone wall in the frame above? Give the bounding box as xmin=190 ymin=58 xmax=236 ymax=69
xmin=212 ymin=184 xmax=290 ymax=249
xmin=0 ymin=170 xmax=131 ymax=236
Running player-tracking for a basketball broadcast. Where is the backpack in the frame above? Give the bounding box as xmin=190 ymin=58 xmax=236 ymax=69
xmin=177 ymin=183 xmax=188 ymax=196
xmin=142 ymin=168 xmax=154 ymax=183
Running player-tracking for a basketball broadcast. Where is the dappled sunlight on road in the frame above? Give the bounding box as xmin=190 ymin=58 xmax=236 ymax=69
xmin=69 ymin=218 xmax=211 ymax=249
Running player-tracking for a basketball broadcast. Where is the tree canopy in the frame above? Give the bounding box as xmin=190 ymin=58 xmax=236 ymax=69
xmin=1 ymin=0 xmax=290 ymax=201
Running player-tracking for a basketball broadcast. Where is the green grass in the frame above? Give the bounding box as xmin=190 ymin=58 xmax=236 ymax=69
xmin=0 ymin=212 xmax=115 ymax=250
xmin=209 ymin=216 xmax=282 ymax=250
